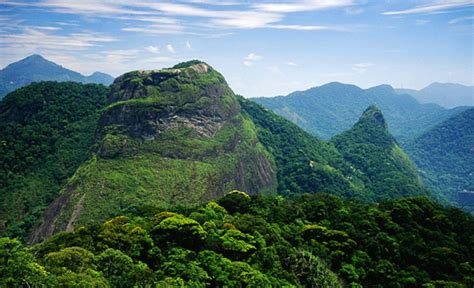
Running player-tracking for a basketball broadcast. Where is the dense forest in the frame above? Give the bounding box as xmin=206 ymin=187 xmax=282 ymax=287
xmin=406 ymin=108 xmax=474 ymax=205
xmin=2 ymin=192 xmax=473 ymax=287
xmin=0 ymin=82 xmax=109 ymax=239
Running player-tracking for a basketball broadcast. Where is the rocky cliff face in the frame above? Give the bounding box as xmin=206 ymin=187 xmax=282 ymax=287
xmin=31 ymin=61 xmax=276 ymax=243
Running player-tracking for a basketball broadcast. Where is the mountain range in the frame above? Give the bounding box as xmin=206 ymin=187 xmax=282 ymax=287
xmin=396 ymin=82 xmax=473 ymax=109
xmin=253 ymin=82 xmax=468 ymax=142
xmin=0 ymin=55 xmax=114 ymax=98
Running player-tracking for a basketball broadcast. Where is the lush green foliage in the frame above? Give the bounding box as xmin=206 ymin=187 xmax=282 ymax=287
xmin=0 ymin=82 xmax=109 ymax=239
xmin=406 ymin=108 xmax=474 ymax=205
xmin=332 ymin=106 xmax=430 ymax=200
xmin=2 ymin=192 xmax=472 ymax=287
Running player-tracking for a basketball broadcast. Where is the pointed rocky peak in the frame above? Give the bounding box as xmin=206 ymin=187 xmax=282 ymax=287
xmin=358 ymin=105 xmax=388 ymax=129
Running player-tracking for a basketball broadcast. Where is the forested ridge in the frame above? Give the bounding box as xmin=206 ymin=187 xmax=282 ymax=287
xmin=1 ymin=192 xmax=473 ymax=287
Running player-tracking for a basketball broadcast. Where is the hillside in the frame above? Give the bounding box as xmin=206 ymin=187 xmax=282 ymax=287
xmin=406 ymin=108 xmax=474 ymax=204
xmin=0 ymin=82 xmax=109 ymax=239
xmin=2 ymin=193 xmax=473 ymax=287
xmin=30 ymin=61 xmax=279 ymax=242
xmin=0 ymin=55 xmax=114 ymax=98
xmin=254 ymin=82 xmax=467 ymax=142
xmin=331 ymin=106 xmax=429 ymax=200
xmin=397 ymin=82 xmax=474 ymax=108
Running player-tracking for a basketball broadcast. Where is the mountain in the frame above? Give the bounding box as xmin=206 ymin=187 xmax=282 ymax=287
xmin=254 ymin=82 xmax=467 ymax=142
xmin=406 ymin=108 xmax=474 ymax=205
xmin=396 ymin=82 xmax=474 ymax=108
xmin=30 ymin=61 xmax=278 ymax=242
xmin=0 ymin=82 xmax=109 ymax=239
xmin=331 ymin=106 xmax=429 ymax=200
xmin=0 ymin=55 xmax=114 ymax=98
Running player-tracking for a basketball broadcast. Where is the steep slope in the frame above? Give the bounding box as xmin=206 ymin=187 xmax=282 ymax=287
xmin=239 ymin=96 xmax=367 ymax=199
xmin=397 ymin=82 xmax=474 ymax=108
xmin=406 ymin=108 xmax=474 ymax=203
xmin=254 ymin=82 xmax=467 ymax=142
xmin=331 ymin=106 xmax=430 ymax=200
xmin=0 ymin=82 xmax=109 ymax=239
xmin=31 ymin=61 xmax=277 ymax=242
xmin=0 ymin=55 xmax=114 ymax=98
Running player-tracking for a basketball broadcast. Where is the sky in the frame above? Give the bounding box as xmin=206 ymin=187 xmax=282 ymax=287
xmin=0 ymin=0 xmax=473 ymax=97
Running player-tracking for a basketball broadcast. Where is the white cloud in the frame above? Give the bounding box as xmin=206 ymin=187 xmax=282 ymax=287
xmin=383 ymin=0 xmax=474 ymax=15
xmin=243 ymin=53 xmax=262 ymax=66
xmin=449 ymin=15 xmax=474 ymax=24
xmin=266 ymin=24 xmax=330 ymax=31
xmin=0 ymin=27 xmax=116 ymax=51
xmin=286 ymin=61 xmax=298 ymax=66
xmin=2 ymin=0 xmax=358 ymax=32
xmin=352 ymin=62 xmax=374 ymax=74
xmin=185 ymin=41 xmax=193 ymax=50
xmin=166 ymin=44 xmax=175 ymax=53
xmin=122 ymin=24 xmax=186 ymax=35
xmin=145 ymin=45 xmax=160 ymax=53
xmin=253 ymin=0 xmax=354 ymax=13
xmin=415 ymin=19 xmax=430 ymax=25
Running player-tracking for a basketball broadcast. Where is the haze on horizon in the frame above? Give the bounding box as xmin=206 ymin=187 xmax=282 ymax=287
xmin=0 ymin=0 xmax=472 ymax=97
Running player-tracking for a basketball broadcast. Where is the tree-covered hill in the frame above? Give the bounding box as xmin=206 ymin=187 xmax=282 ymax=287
xmin=0 ymin=82 xmax=109 ymax=240
xmin=2 ymin=192 xmax=473 ymax=287
xmin=331 ymin=106 xmax=430 ymax=201
xmin=406 ymin=108 xmax=474 ymax=205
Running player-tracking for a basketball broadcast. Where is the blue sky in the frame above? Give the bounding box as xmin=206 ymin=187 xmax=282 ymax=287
xmin=0 ymin=0 xmax=472 ymax=97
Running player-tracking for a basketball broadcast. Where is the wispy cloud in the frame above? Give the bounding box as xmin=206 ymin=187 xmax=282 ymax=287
xmin=383 ymin=0 xmax=474 ymax=15
xmin=145 ymin=45 xmax=160 ymax=53
xmin=253 ymin=0 xmax=354 ymax=13
xmin=2 ymin=0 xmax=356 ymax=33
xmin=185 ymin=41 xmax=193 ymax=50
xmin=166 ymin=44 xmax=175 ymax=53
xmin=449 ymin=15 xmax=474 ymax=24
xmin=0 ymin=27 xmax=116 ymax=51
xmin=352 ymin=62 xmax=374 ymax=74
xmin=243 ymin=53 xmax=262 ymax=67
xmin=415 ymin=19 xmax=431 ymax=25
xmin=286 ymin=61 xmax=298 ymax=66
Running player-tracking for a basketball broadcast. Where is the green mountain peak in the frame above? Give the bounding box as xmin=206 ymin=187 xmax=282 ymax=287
xmin=332 ymin=107 xmax=429 ymax=200
xmin=359 ymin=105 xmax=387 ymax=129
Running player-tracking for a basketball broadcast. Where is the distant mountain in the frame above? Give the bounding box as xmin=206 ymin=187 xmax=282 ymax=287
xmin=396 ymin=82 xmax=473 ymax=108
xmin=0 ymin=55 xmax=114 ymax=98
xmin=254 ymin=82 xmax=467 ymax=142
xmin=406 ymin=108 xmax=474 ymax=204
xmin=331 ymin=106 xmax=429 ymax=200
